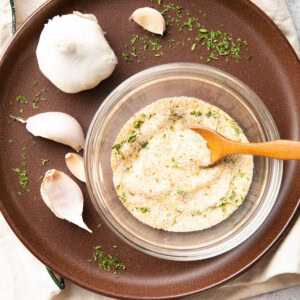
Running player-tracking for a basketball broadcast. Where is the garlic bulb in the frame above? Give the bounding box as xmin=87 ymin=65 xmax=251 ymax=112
xmin=36 ymin=11 xmax=117 ymax=93
xmin=130 ymin=7 xmax=166 ymax=35
xmin=65 ymin=153 xmax=86 ymax=182
xmin=41 ymin=169 xmax=92 ymax=233
xmin=26 ymin=112 xmax=85 ymax=152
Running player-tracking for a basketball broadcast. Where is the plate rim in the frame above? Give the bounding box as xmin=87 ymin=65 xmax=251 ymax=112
xmin=0 ymin=0 xmax=299 ymax=299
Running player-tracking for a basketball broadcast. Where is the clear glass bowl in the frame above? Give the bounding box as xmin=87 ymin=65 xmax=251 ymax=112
xmin=85 ymin=63 xmax=282 ymax=261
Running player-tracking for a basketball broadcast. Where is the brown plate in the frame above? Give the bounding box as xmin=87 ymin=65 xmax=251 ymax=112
xmin=0 ymin=0 xmax=299 ymax=299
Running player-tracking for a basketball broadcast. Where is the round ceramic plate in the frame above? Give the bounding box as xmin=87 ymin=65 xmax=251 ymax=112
xmin=0 ymin=0 xmax=299 ymax=299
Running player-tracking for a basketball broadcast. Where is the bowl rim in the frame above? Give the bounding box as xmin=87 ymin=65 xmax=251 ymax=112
xmin=85 ymin=63 xmax=283 ymax=261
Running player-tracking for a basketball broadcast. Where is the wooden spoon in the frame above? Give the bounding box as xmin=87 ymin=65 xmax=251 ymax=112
xmin=190 ymin=126 xmax=300 ymax=166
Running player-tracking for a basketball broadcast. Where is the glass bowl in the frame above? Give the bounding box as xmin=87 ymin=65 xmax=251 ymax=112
xmin=85 ymin=63 xmax=282 ymax=261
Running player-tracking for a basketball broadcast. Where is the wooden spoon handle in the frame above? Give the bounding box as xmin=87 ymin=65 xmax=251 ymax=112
xmin=227 ymin=140 xmax=300 ymax=160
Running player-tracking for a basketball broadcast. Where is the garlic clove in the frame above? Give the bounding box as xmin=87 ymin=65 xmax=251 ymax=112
xmin=130 ymin=7 xmax=166 ymax=35
xmin=66 ymin=215 xmax=92 ymax=233
xmin=41 ymin=169 xmax=92 ymax=233
xmin=65 ymin=153 xmax=86 ymax=182
xmin=26 ymin=112 xmax=85 ymax=152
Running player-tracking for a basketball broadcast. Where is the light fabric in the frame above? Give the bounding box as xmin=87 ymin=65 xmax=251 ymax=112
xmin=0 ymin=0 xmax=299 ymax=299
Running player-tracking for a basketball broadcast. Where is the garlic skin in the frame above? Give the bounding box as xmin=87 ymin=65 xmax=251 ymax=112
xmin=36 ymin=12 xmax=117 ymax=93
xmin=41 ymin=169 xmax=92 ymax=233
xmin=73 ymin=11 xmax=98 ymax=23
xmin=26 ymin=112 xmax=85 ymax=152
xmin=65 ymin=153 xmax=86 ymax=182
xmin=130 ymin=7 xmax=166 ymax=35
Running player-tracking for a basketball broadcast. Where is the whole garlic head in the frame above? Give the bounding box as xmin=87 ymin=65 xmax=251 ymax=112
xmin=36 ymin=11 xmax=117 ymax=93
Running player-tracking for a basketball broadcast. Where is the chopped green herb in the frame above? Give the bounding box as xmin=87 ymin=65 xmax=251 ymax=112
xmin=38 ymin=175 xmax=44 ymax=182
xmin=11 ymin=168 xmax=28 ymax=190
xmin=127 ymin=131 xmax=137 ymax=143
xmin=223 ymin=157 xmax=235 ymax=164
xmin=190 ymin=110 xmax=202 ymax=116
xmin=206 ymin=111 xmax=215 ymax=117
xmin=41 ymin=159 xmax=49 ymax=166
xmin=171 ymin=157 xmax=178 ymax=168
xmin=131 ymin=35 xmax=138 ymax=45
xmin=133 ymin=120 xmax=144 ymax=129
xmin=238 ymin=169 xmax=245 ymax=177
xmin=221 ymin=202 xmax=226 ymax=212
xmin=199 ymin=28 xmax=208 ymax=33
xmin=8 ymin=139 xmax=13 ymax=143
xmin=177 ymin=189 xmax=184 ymax=194
xmin=120 ymin=192 xmax=126 ymax=202
xmin=30 ymin=136 xmax=36 ymax=144
xmin=97 ymin=223 xmax=102 ymax=228
xmin=112 ymin=143 xmax=123 ymax=152
xmin=141 ymin=142 xmax=148 ymax=148
xmin=209 ymin=53 xmax=219 ymax=60
xmin=16 ymin=96 xmax=28 ymax=104
xmin=92 ymin=246 xmax=126 ymax=273
xmin=228 ymin=190 xmax=236 ymax=199
xmin=131 ymin=47 xmax=137 ymax=57
xmin=230 ymin=120 xmax=243 ymax=135
xmin=135 ymin=207 xmax=150 ymax=213
xmin=122 ymin=53 xmax=132 ymax=64
xmin=33 ymin=80 xmax=38 ymax=85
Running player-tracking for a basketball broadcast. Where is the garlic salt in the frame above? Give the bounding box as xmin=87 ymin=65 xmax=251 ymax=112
xmin=65 ymin=153 xmax=86 ymax=182
xmin=36 ymin=11 xmax=117 ymax=93
xmin=130 ymin=7 xmax=166 ymax=35
xmin=41 ymin=169 xmax=92 ymax=233
xmin=25 ymin=112 xmax=85 ymax=152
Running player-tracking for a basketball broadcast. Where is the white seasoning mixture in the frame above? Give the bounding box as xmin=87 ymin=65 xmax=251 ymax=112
xmin=111 ymin=97 xmax=253 ymax=232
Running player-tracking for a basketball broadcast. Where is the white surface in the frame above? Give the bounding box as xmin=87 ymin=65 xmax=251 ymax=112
xmin=0 ymin=1 xmax=299 ymax=300
xmin=286 ymin=0 xmax=300 ymax=39
xmin=248 ymin=285 xmax=300 ymax=300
